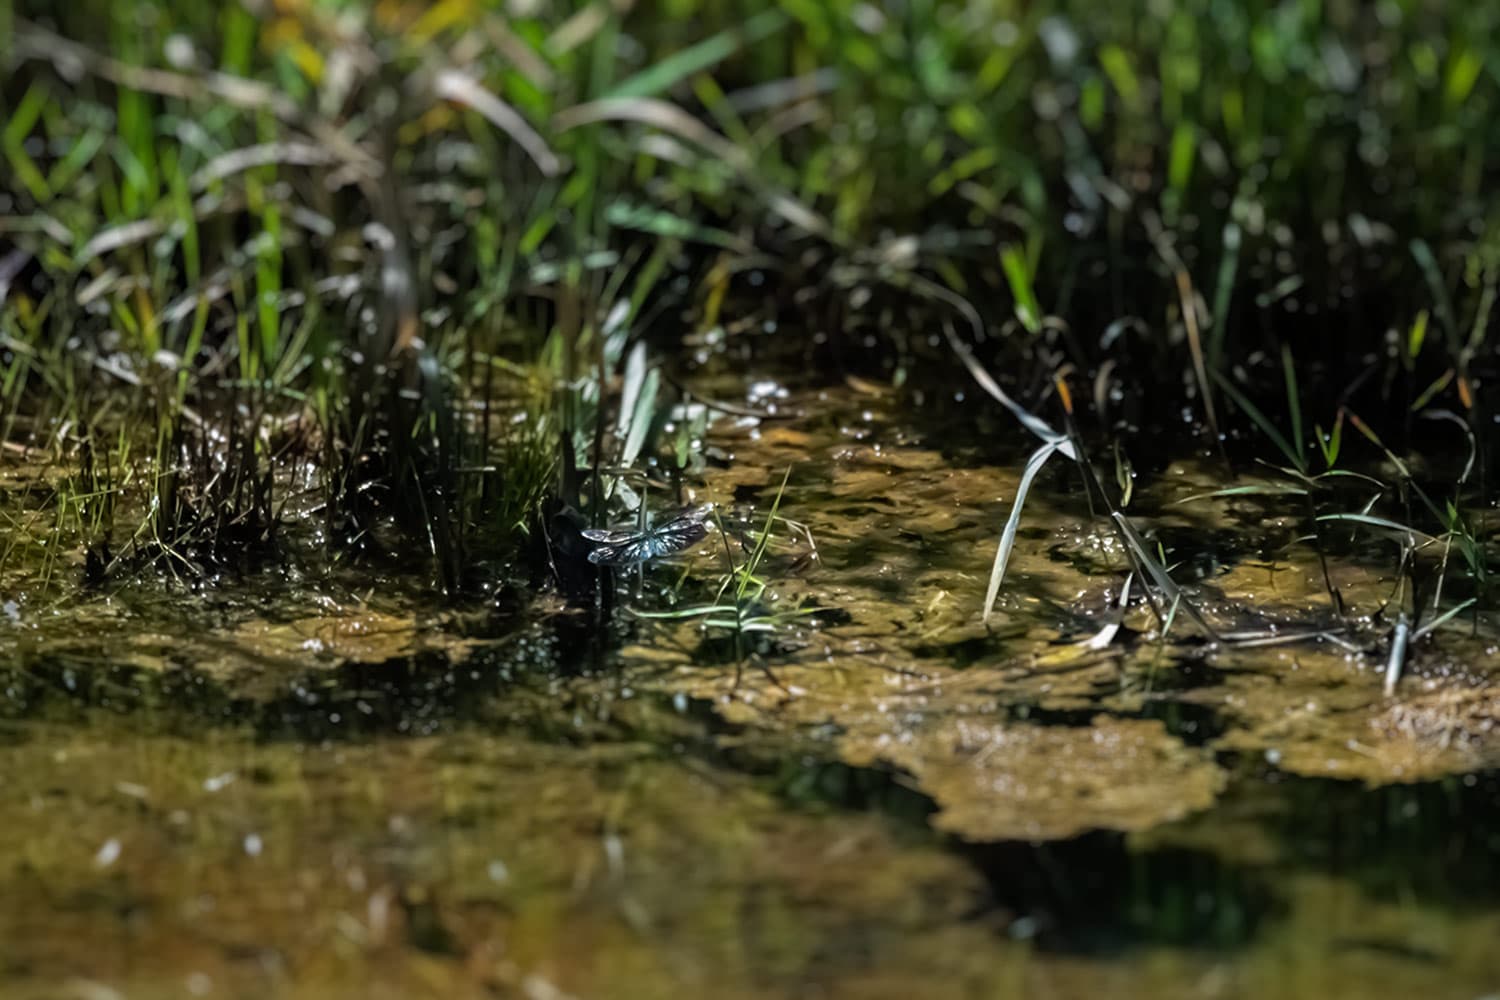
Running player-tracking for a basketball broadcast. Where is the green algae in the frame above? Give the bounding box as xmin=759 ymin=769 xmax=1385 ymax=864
xmin=4 ymin=378 xmax=1500 ymax=997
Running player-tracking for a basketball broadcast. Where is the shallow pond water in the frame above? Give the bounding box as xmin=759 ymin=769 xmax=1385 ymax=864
xmin=2 ymin=377 xmax=1500 ymax=998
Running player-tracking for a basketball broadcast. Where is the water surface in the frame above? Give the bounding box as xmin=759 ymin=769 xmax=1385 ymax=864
xmin=3 ymin=378 xmax=1499 ymax=999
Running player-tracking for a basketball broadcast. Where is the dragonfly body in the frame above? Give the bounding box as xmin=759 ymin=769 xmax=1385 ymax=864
xmin=583 ymin=503 xmax=714 ymax=566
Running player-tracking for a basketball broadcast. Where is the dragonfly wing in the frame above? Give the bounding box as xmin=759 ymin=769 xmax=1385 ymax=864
xmin=585 ymin=505 xmax=713 ymax=564
xmin=647 ymin=520 xmax=709 ymax=557
xmin=582 ymin=527 xmax=638 ymax=543
xmin=588 ymin=538 xmax=653 ymax=566
xmin=586 ymin=543 xmax=619 ymax=565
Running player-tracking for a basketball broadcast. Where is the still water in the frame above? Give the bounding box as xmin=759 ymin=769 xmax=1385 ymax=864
xmin=3 ymin=379 xmax=1499 ymax=999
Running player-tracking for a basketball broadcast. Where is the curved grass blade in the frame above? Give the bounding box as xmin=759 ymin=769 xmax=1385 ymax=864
xmin=1174 ymin=483 xmax=1309 ymax=504
xmin=912 ymin=274 xmax=1073 ymax=453
xmin=435 ymin=70 xmax=560 ymax=177
xmin=1316 ymin=469 xmax=1387 ymax=488
xmin=1316 ymin=513 xmax=1435 ymax=542
xmin=1419 ymin=409 xmax=1477 ymax=484
xmin=983 ymin=438 xmax=1066 ymax=623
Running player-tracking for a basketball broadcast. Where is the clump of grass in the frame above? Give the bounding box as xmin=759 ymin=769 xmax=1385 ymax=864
xmin=0 ymin=0 xmax=1496 ymax=639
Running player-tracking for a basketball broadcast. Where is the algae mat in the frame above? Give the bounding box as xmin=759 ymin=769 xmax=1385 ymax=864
xmin=3 ymin=380 xmax=1500 ymax=997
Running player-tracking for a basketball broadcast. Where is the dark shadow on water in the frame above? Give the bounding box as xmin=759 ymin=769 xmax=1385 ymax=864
xmin=965 ymin=833 xmax=1282 ymax=952
xmin=1261 ymin=774 xmax=1500 ymax=910
xmin=955 ymin=770 xmax=1500 ymax=956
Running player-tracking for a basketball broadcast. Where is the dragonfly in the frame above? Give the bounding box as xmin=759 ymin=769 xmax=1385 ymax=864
xmin=582 ymin=503 xmax=716 ymax=567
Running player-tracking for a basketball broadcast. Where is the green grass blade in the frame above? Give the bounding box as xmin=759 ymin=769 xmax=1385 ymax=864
xmin=1211 ymin=368 xmax=1300 ymax=470
xmin=605 ymin=202 xmax=750 ymax=252
xmin=604 ymin=10 xmax=787 ymax=100
xmin=1411 ymin=239 xmax=1457 ymax=349
xmin=739 ymin=465 xmax=791 ymax=602
xmin=1406 ymin=309 xmax=1429 ymax=365
xmin=1175 ymin=484 xmax=1309 ymax=504
xmin=1000 ymin=244 xmax=1041 ymax=334
xmin=1412 ymin=598 xmax=1477 ymax=641
xmin=1316 ymin=410 xmax=1344 ymax=469
xmin=1409 ymin=369 xmax=1454 ymax=413
xmin=1317 ymin=513 xmax=1433 ymax=542
xmin=1208 ymin=221 xmax=1240 ymax=369
xmin=1280 ymin=344 xmax=1304 ymax=469
xmin=1167 ymin=122 xmax=1196 ymax=195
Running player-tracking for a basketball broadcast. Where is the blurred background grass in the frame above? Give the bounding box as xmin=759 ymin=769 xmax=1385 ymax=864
xmin=1 ymin=0 xmax=1497 ymax=591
